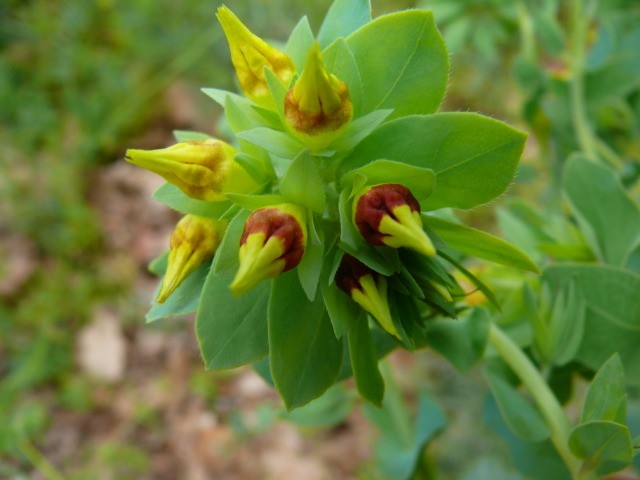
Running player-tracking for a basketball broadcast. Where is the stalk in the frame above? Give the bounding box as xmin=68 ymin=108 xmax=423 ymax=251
xmin=487 ymin=323 xmax=596 ymax=479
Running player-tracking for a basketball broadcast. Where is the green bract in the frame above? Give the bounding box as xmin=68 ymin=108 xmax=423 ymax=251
xmin=139 ymin=0 xmax=531 ymax=410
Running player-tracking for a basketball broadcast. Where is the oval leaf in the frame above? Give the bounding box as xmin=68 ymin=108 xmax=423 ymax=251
xmin=342 ymin=113 xmax=527 ymax=210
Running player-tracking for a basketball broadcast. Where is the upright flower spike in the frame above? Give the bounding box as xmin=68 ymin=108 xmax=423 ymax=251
xmin=216 ymin=6 xmax=295 ymax=107
xmin=158 ymin=215 xmax=226 ymax=303
xmin=125 ymin=139 xmax=258 ymax=202
xmin=230 ymin=204 xmax=306 ymax=297
xmin=284 ymin=43 xmax=353 ymax=151
xmin=354 ymin=184 xmax=436 ymax=257
xmin=335 ymin=254 xmax=399 ymax=339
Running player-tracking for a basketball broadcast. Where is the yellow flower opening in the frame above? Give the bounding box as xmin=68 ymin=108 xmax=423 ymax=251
xmin=284 ymin=43 xmax=353 ymax=151
xmin=125 ymin=139 xmax=258 ymax=202
xmin=230 ymin=204 xmax=307 ymax=297
xmin=354 ymin=184 xmax=435 ymax=257
xmin=335 ymin=254 xmax=399 ymax=339
xmin=217 ymin=6 xmax=295 ymax=107
xmin=158 ymin=215 xmax=226 ymax=303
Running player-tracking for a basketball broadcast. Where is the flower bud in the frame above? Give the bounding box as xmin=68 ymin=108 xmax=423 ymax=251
xmin=354 ymin=184 xmax=435 ymax=257
xmin=125 ymin=139 xmax=258 ymax=202
xmin=217 ymin=6 xmax=295 ymax=107
xmin=157 ymin=215 xmax=226 ymax=303
xmin=335 ymin=254 xmax=399 ymax=339
xmin=284 ymin=43 xmax=353 ymax=151
xmin=230 ymin=204 xmax=307 ymax=297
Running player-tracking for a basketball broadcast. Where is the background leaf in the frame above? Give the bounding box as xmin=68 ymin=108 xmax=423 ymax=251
xmin=318 ymin=0 xmax=371 ymax=48
xmin=484 ymin=362 xmax=551 ymax=442
xmin=563 ymin=156 xmax=640 ymax=267
xmin=543 ymin=265 xmax=640 ymax=384
xmin=581 ymin=354 xmax=627 ymax=424
xmin=425 ymin=308 xmax=490 ymax=373
xmin=569 ymin=421 xmax=633 ymax=476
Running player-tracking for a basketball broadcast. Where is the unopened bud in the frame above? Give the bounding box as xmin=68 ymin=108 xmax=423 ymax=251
xmin=335 ymin=254 xmax=398 ymax=339
xmin=217 ymin=6 xmax=295 ymax=107
xmin=125 ymin=139 xmax=258 ymax=202
xmin=230 ymin=204 xmax=306 ymax=297
xmin=284 ymin=43 xmax=353 ymax=151
xmin=157 ymin=215 xmax=226 ymax=303
xmin=354 ymin=184 xmax=435 ymax=257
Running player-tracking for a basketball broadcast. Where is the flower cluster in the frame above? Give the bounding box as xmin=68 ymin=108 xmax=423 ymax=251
xmin=127 ymin=3 xmax=529 ymax=408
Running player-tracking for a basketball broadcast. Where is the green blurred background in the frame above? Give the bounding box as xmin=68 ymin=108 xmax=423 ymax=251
xmin=1 ymin=0 xmax=639 ymax=478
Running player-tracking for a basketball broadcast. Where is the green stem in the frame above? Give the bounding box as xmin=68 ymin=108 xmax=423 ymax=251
xmin=18 ymin=440 xmax=67 ymax=480
xmin=517 ymin=0 xmax=536 ymax=62
xmin=487 ymin=323 xmax=593 ymax=479
xmin=568 ymin=0 xmax=610 ymax=168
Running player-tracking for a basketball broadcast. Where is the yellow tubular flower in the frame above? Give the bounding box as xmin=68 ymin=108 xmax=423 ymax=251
xmin=354 ymin=184 xmax=435 ymax=257
xmin=217 ymin=6 xmax=295 ymax=107
xmin=284 ymin=43 xmax=353 ymax=151
xmin=158 ymin=215 xmax=227 ymax=303
xmin=125 ymin=139 xmax=258 ymax=202
xmin=335 ymin=254 xmax=399 ymax=339
xmin=230 ymin=204 xmax=307 ymax=297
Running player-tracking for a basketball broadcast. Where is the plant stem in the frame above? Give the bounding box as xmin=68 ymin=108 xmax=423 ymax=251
xmin=517 ymin=0 xmax=536 ymax=62
xmin=487 ymin=323 xmax=594 ymax=479
xmin=18 ymin=440 xmax=67 ymax=480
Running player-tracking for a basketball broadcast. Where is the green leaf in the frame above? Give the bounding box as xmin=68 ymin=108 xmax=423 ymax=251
xmin=343 ymin=160 xmax=436 ymax=204
xmin=213 ymin=210 xmax=248 ymax=275
xmin=323 ymin=38 xmax=364 ymax=117
xmin=563 ymin=156 xmax=640 ymax=267
xmin=279 ymin=150 xmax=325 ymax=213
xmin=173 ymin=130 xmax=211 ymax=142
xmin=321 ymin=250 xmax=360 ymax=338
xmin=318 ymin=0 xmax=371 ymax=48
xmin=148 ymin=251 xmax=168 ymax=276
xmin=152 ymin=183 xmax=230 ymax=218
xmin=569 ymin=421 xmax=633 ymax=476
xmin=264 ymin=68 xmax=288 ymax=122
xmin=425 ymin=308 xmax=490 ymax=373
xmin=269 ymin=271 xmax=343 ymax=410
xmin=582 ymin=354 xmax=627 ymax=424
xmin=236 ymin=127 xmax=305 ymax=159
xmin=195 ymin=268 xmax=270 ymax=370
xmin=545 ymin=282 xmax=586 ymax=367
xmin=348 ymin=314 xmax=384 ymax=406
xmin=424 ymin=216 xmax=539 ymax=273
xmin=484 ymin=363 xmax=551 ymax=442
xmin=225 ymin=193 xmax=288 ymax=211
xmin=346 ymin=11 xmax=449 ymax=118
xmin=281 ymin=384 xmax=353 ymax=427
xmin=329 ymin=109 xmax=391 ymax=152
xmin=146 ymin=261 xmax=209 ymax=323
xmin=342 ymin=113 xmax=527 ymax=210
xmin=297 ymin=224 xmax=324 ymax=301
xmin=285 ymin=16 xmax=315 ymax=71
xmin=543 ymin=265 xmax=640 ymax=385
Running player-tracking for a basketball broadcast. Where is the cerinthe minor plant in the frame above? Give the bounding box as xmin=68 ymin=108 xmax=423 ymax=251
xmin=123 ymin=1 xmax=612 ymax=477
